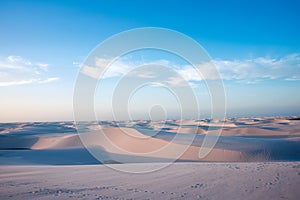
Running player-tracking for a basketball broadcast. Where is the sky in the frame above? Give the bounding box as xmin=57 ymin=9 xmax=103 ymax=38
xmin=0 ymin=0 xmax=300 ymax=122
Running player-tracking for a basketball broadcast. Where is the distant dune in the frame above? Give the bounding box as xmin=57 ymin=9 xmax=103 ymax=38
xmin=0 ymin=116 xmax=300 ymax=164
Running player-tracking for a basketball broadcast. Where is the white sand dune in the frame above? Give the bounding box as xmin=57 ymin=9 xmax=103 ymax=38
xmin=1 ymin=162 xmax=300 ymax=200
xmin=220 ymin=127 xmax=289 ymax=137
xmin=0 ymin=136 xmax=38 ymax=149
xmin=1 ymin=117 xmax=300 ymax=165
xmin=31 ymin=134 xmax=84 ymax=149
xmin=164 ymin=127 xmax=207 ymax=134
xmin=0 ymin=127 xmax=257 ymax=162
xmin=0 ymin=134 xmax=84 ymax=150
xmin=198 ymin=122 xmax=237 ymax=128
xmin=77 ymin=127 xmax=256 ymax=162
xmin=1 ymin=123 xmax=300 ymax=164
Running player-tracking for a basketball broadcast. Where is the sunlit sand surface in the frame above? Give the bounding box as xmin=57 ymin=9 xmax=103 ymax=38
xmin=1 ymin=163 xmax=300 ymax=200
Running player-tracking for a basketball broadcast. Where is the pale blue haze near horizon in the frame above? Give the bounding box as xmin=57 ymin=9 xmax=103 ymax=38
xmin=0 ymin=0 xmax=300 ymax=122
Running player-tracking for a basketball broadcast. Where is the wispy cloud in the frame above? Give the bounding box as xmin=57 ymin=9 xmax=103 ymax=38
xmin=79 ymin=53 xmax=300 ymax=85
xmin=80 ymin=57 xmax=175 ymax=80
xmin=38 ymin=77 xmax=60 ymax=83
xmin=214 ymin=53 xmax=300 ymax=82
xmin=0 ymin=55 xmax=59 ymax=87
xmin=0 ymin=79 xmax=35 ymax=87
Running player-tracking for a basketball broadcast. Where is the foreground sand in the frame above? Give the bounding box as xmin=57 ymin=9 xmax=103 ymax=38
xmin=1 ymin=162 xmax=300 ymax=200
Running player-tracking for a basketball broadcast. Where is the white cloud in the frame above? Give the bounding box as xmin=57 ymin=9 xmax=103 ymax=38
xmin=81 ymin=57 xmax=132 ymax=79
xmin=38 ymin=77 xmax=60 ymax=83
xmin=79 ymin=53 xmax=300 ymax=85
xmin=149 ymin=82 xmax=165 ymax=87
xmin=177 ymin=62 xmax=221 ymax=81
xmin=0 ymin=55 xmax=58 ymax=87
xmin=285 ymin=76 xmax=300 ymax=81
xmin=81 ymin=64 xmax=102 ymax=79
xmin=7 ymin=55 xmax=32 ymax=65
xmin=214 ymin=53 xmax=300 ymax=81
xmin=0 ymin=79 xmax=35 ymax=87
xmin=36 ymin=63 xmax=49 ymax=71
xmin=165 ymin=76 xmax=187 ymax=86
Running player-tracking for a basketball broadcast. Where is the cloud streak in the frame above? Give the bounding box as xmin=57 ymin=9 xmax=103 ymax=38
xmin=0 ymin=55 xmax=59 ymax=87
xmin=80 ymin=53 xmax=300 ymax=85
xmin=214 ymin=53 xmax=300 ymax=82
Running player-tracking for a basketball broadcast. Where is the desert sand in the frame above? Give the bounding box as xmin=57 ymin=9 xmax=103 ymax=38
xmin=1 ymin=116 xmax=300 ymax=199
xmin=1 ymin=162 xmax=300 ymax=200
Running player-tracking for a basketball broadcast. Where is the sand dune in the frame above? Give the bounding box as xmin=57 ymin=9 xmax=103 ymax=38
xmin=220 ymin=127 xmax=289 ymax=137
xmin=1 ymin=117 xmax=300 ymax=165
xmin=102 ymin=127 xmax=247 ymax=162
xmin=0 ymin=127 xmax=281 ymax=163
xmin=0 ymin=136 xmax=37 ymax=149
xmin=0 ymin=134 xmax=83 ymax=150
xmin=165 ymin=127 xmax=207 ymax=134
xmin=31 ymin=134 xmax=84 ymax=149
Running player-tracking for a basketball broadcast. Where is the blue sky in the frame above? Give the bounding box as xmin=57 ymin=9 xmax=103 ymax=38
xmin=0 ymin=0 xmax=300 ymax=121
